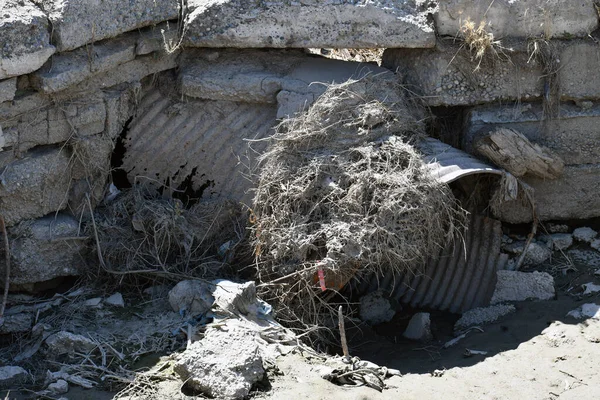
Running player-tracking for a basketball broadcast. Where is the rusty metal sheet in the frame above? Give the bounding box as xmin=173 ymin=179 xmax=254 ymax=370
xmin=122 ymin=88 xmax=278 ymax=203
xmin=350 ymin=214 xmax=508 ymax=313
xmin=418 ymin=137 xmax=504 ymax=184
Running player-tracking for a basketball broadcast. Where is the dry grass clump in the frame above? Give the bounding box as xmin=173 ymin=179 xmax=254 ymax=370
xmin=459 ymin=19 xmax=506 ymax=70
xmin=252 ymin=76 xmax=467 ymax=341
xmin=89 ymin=186 xmax=245 ymax=282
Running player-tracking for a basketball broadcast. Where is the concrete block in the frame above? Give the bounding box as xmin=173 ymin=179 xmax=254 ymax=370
xmin=435 ymin=0 xmax=598 ymax=39
xmin=491 ymin=270 xmax=555 ymax=303
xmin=31 ymin=34 xmax=138 ymax=93
xmin=465 ymin=102 xmax=600 ymax=166
xmin=2 ymin=214 xmax=86 ymax=286
xmin=37 ymin=0 xmax=179 ymax=52
xmin=493 ymin=164 xmax=600 ymax=223
xmin=183 ymin=0 xmax=435 ymax=49
xmin=383 ymin=39 xmax=600 ymax=106
xmin=136 ymin=22 xmax=179 ymax=56
xmin=0 ymin=78 xmax=17 ymax=103
xmin=0 ymin=0 xmax=56 ymax=79
xmin=0 ymin=147 xmax=72 ymax=226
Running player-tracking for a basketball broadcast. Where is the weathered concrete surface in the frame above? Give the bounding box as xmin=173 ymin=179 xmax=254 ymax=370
xmin=403 ymin=312 xmax=433 ymax=341
xmin=0 ymin=0 xmax=55 ymax=79
xmin=573 ymin=227 xmax=598 ymax=244
xmin=383 ymin=39 xmax=600 ymax=106
xmin=174 ymin=325 xmax=265 ymax=399
xmin=435 ymin=0 xmax=598 ymax=39
xmin=0 ymin=92 xmax=106 ymax=154
xmin=3 ymin=214 xmax=86 ymax=286
xmin=136 ymin=22 xmax=179 ymax=56
xmin=359 ymin=290 xmax=395 ymax=325
xmin=44 ymin=331 xmax=96 ymax=355
xmin=493 ymin=164 xmax=600 ymax=223
xmin=465 ymin=102 xmax=600 ymax=166
xmin=31 ymin=34 xmax=138 ymax=93
xmin=180 ymin=49 xmax=391 ymax=117
xmin=0 ymin=313 xmax=33 ymax=334
xmin=168 ymin=280 xmax=214 ymax=316
xmin=183 ymin=0 xmax=436 ymax=49
xmin=0 ymin=78 xmax=17 ymax=103
xmin=0 ymin=147 xmax=72 ymax=226
xmin=0 ymin=366 xmax=28 ymax=389
xmin=455 ymin=304 xmax=515 ymax=331
xmin=37 ymin=0 xmax=180 ymax=52
xmin=491 ymin=271 xmax=555 ymax=304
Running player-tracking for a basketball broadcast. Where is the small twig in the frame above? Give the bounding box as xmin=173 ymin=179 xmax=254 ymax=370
xmin=0 ymin=214 xmax=10 ymax=323
xmin=338 ymin=306 xmax=350 ymax=360
xmin=86 ymin=194 xmax=107 ymax=270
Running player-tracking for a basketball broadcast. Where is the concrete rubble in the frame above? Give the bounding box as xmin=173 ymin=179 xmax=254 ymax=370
xmin=491 ymin=271 xmax=555 ymax=304
xmin=573 ymin=227 xmax=598 ymax=244
xmin=168 ymin=280 xmax=214 ymax=316
xmin=455 ymin=304 xmax=516 ymax=331
xmin=403 ymin=312 xmax=433 ymax=342
xmin=44 ymin=331 xmax=97 ymax=356
xmin=359 ymin=290 xmax=396 ymax=325
xmin=0 ymin=366 xmax=28 ymax=389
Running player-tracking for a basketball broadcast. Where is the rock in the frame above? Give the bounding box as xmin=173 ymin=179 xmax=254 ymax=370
xmin=0 ymin=366 xmax=28 ymax=389
xmin=548 ymin=233 xmax=574 ymax=251
xmin=174 ymin=325 xmax=265 ymax=400
xmin=359 ymin=290 xmax=396 ymax=325
xmin=183 ymin=0 xmax=435 ymax=49
xmin=592 ymin=240 xmax=600 ymax=251
xmin=522 ymin=242 xmax=552 ymax=266
xmin=84 ymin=298 xmax=102 ymax=308
xmin=45 ymin=331 xmax=96 ymax=355
xmin=403 ymin=312 xmax=432 ymax=342
xmin=211 ymin=280 xmax=272 ymax=317
xmin=567 ymin=303 xmax=600 ymax=320
xmin=37 ymin=0 xmax=179 ymax=52
xmin=491 ymin=271 xmax=555 ymax=304
xmin=0 ymin=0 xmax=56 ymax=79
xmin=455 ymin=304 xmax=515 ymax=331
xmin=0 ymin=78 xmax=16 ymax=103
xmin=582 ymin=283 xmax=600 ymax=296
xmin=2 ymin=214 xmax=86 ymax=288
xmin=573 ymin=227 xmax=598 ymax=244
xmin=0 ymin=313 xmax=33 ymax=334
xmin=31 ymin=33 xmax=138 ymax=93
xmin=548 ymin=223 xmax=569 ymax=233
xmin=47 ymin=379 xmax=69 ymax=395
xmin=104 ymin=293 xmax=125 ymax=307
xmin=168 ymin=280 xmax=214 ymax=316
xmin=435 ymin=0 xmax=598 ymax=39
xmin=474 ymin=128 xmax=564 ymax=179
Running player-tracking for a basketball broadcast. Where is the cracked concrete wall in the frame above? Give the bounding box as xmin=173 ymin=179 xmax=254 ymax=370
xmin=0 ymin=0 xmax=599 ymax=287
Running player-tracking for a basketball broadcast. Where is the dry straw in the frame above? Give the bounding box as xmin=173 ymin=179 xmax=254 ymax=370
xmin=252 ymin=76 xmax=467 ymax=344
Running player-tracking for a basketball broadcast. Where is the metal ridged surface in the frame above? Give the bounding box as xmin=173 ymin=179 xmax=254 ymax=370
xmin=123 ymin=88 xmax=278 ymax=203
xmin=419 ymin=137 xmax=504 ymax=184
xmin=350 ymin=214 xmax=508 ymax=313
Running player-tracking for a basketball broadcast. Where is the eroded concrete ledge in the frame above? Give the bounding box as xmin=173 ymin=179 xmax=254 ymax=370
xmin=183 ymin=0 xmax=436 ymax=49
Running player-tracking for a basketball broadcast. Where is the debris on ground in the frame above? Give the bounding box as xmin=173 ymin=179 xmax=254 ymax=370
xmin=455 ymin=304 xmax=516 ymax=331
xmin=105 ymin=292 xmax=125 ymax=307
xmin=547 ymin=233 xmax=573 ymax=251
xmin=359 ymin=290 xmax=396 ymax=325
xmin=320 ymin=356 xmax=401 ymax=392
xmin=44 ymin=331 xmax=97 ymax=357
xmin=403 ymin=312 xmax=433 ymax=342
xmin=572 ymin=227 xmax=598 ymax=244
xmin=168 ymin=280 xmax=214 ymax=316
xmin=491 ymin=270 xmax=555 ymax=303
xmin=582 ymin=283 xmax=600 ymax=295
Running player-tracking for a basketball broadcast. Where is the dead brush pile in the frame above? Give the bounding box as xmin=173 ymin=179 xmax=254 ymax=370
xmin=89 ymin=186 xmax=246 ymax=282
xmin=252 ymin=76 xmax=467 ymax=341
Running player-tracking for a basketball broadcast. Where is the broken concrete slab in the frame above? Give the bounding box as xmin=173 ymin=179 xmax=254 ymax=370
xmin=455 ymin=304 xmax=515 ymax=331
xmin=183 ymin=0 xmax=435 ymax=49
xmin=435 ymin=0 xmax=598 ymax=39
xmin=491 ymin=164 xmax=600 ymax=223
xmin=37 ymin=0 xmax=179 ymax=52
xmin=465 ymin=102 xmax=600 ymax=166
xmin=0 ymin=313 xmax=33 ymax=334
xmin=174 ymin=324 xmax=265 ymax=400
xmin=168 ymin=280 xmax=214 ymax=316
xmin=548 ymin=233 xmax=574 ymax=251
xmin=359 ymin=290 xmax=396 ymax=325
xmin=31 ymin=34 xmax=138 ymax=93
xmin=0 ymin=0 xmax=56 ymax=79
xmin=44 ymin=331 xmax=96 ymax=355
xmin=491 ymin=270 xmax=555 ymax=304
xmin=567 ymin=303 xmax=600 ymax=320
xmin=0 ymin=147 xmax=72 ymax=226
xmin=0 ymin=366 xmax=28 ymax=389
xmin=211 ymin=280 xmax=271 ymax=317
xmin=104 ymin=293 xmax=124 ymax=307
xmin=4 ymin=214 xmax=86 ymax=287
xmin=0 ymin=78 xmax=17 ymax=103
xmin=136 ymin=22 xmax=179 ymax=56
xmin=403 ymin=312 xmax=432 ymax=341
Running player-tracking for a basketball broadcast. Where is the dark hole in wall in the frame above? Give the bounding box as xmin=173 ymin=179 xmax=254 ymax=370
xmin=427 ymin=106 xmax=469 ymax=149
xmin=110 ymin=117 xmax=133 ymax=189
xmin=170 ymin=167 xmax=215 ymax=207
